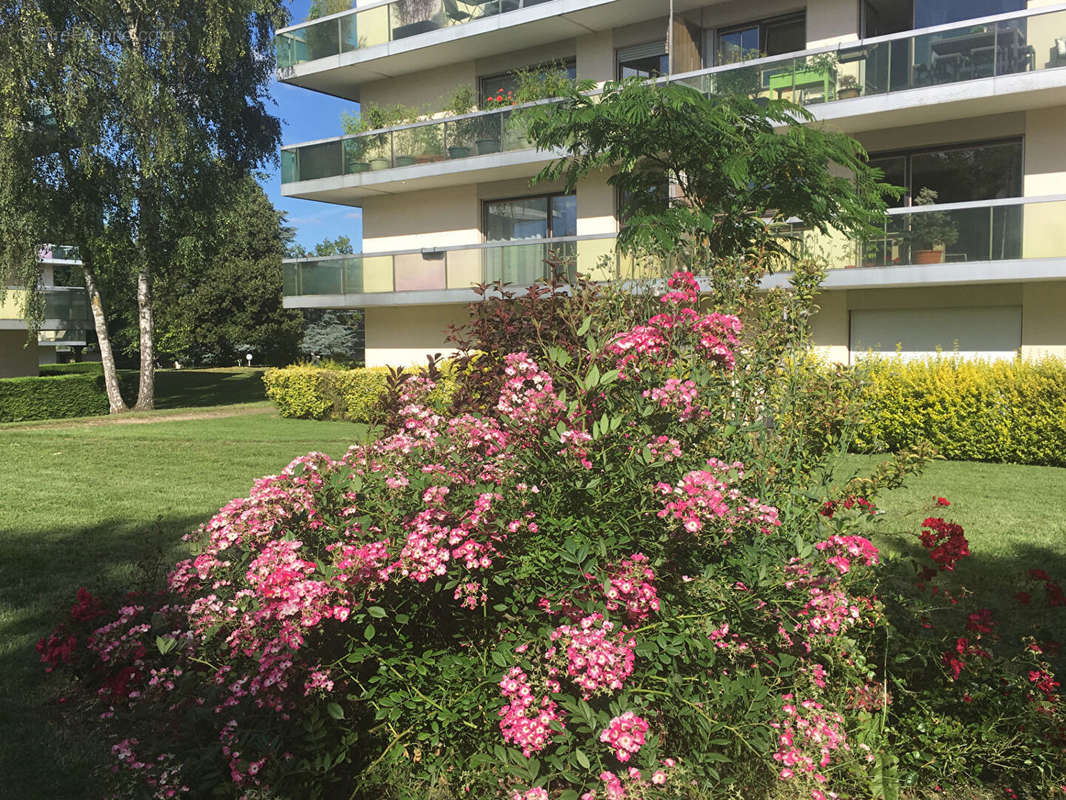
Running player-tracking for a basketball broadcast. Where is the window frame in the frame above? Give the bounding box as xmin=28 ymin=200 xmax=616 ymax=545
xmin=615 ymin=41 xmax=670 ymax=80
xmin=712 ymin=11 xmax=806 ymax=66
xmin=482 ymin=191 xmax=578 ymax=242
xmin=868 ymin=136 xmax=1024 ymax=206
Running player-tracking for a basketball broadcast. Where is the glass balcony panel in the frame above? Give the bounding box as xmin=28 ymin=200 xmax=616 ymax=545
xmin=298 ymin=141 xmax=343 ymax=181
xmin=394 ymin=253 xmax=446 ymax=291
xmin=362 ymin=255 xmax=396 ymax=292
xmin=281 ymin=150 xmax=299 ymax=183
xmin=300 ymin=260 xmax=346 ymax=295
xmin=42 ymin=289 xmax=92 ymax=326
xmin=482 ymin=241 xmax=575 ymax=284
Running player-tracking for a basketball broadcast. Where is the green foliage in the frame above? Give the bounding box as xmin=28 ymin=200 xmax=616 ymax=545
xmin=263 ymin=365 xmax=457 ymax=423
xmin=39 ymin=362 xmax=104 ymax=376
xmin=517 ymin=80 xmax=899 ymax=263
xmin=0 ymin=0 xmax=287 ymax=407
xmin=299 ymin=310 xmax=365 ymax=363
xmin=0 ymin=372 xmax=135 ymax=422
xmin=155 ymin=178 xmax=303 ymax=367
xmin=851 ymin=356 xmax=1066 ymax=467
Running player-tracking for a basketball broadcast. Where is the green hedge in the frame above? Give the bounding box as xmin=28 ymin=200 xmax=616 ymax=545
xmin=263 ymin=365 xmax=457 ymax=423
xmin=39 ymin=362 xmax=104 ymax=376
xmin=852 ymin=356 xmax=1066 ymax=467
xmin=0 ymin=372 xmax=136 ymax=422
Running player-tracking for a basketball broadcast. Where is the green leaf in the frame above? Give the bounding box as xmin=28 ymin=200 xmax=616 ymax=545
xmin=364 ymin=623 xmax=376 ymax=640
xmin=576 ymin=317 xmax=591 ymax=337
xmin=367 ymin=605 xmax=387 ymax=618
xmin=155 ymin=635 xmax=176 ymax=655
xmin=574 ymin=748 xmax=590 ymax=769
xmin=326 ymin=702 xmax=345 ymax=720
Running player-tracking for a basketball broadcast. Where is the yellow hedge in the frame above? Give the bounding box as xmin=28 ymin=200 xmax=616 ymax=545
xmin=262 ymin=365 xmax=456 ymax=423
xmin=852 ymin=356 xmax=1066 ymax=467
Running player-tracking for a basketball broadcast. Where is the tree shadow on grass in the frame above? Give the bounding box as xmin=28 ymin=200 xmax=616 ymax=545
xmin=876 ymin=532 xmax=1066 ymax=675
xmin=0 ymin=513 xmax=204 ymax=799
xmin=143 ymin=369 xmax=267 ymax=410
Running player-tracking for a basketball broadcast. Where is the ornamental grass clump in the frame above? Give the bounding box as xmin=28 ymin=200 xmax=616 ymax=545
xmin=37 ymin=269 xmax=1065 ymax=799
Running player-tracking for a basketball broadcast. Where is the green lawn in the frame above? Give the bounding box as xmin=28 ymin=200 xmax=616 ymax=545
xmin=1 ymin=423 xmax=1062 ymax=796
xmin=0 ymin=411 xmax=367 ymax=798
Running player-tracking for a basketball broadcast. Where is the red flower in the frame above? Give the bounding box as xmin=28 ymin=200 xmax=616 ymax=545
xmin=919 ymin=517 xmax=969 ymax=572
xmin=934 ymin=497 xmax=951 ymax=506
xmin=1029 ymin=568 xmax=1052 ymax=582
xmin=966 ymin=608 xmax=995 ymax=634
xmin=1047 ymin=581 xmax=1066 ymax=608
xmin=1014 ymin=591 xmax=1031 ymax=605
xmin=942 ymin=650 xmax=964 ymax=680
xmin=70 ymin=587 xmax=106 ymax=622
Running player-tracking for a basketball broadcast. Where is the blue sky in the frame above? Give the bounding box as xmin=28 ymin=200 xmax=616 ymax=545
xmin=259 ymin=0 xmax=363 ymax=252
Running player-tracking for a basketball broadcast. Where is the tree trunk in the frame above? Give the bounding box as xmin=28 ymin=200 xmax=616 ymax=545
xmin=83 ymin=263 xmax=128 ymax=414
xmin=134 ymin=268 xmax=155 ymax=410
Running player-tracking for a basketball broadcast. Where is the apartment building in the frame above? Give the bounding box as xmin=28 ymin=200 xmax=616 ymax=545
xmin=0 ymin=247 xmax=92 ymax=377
xmin=276 ymin=0 xmax=1066 ymax=366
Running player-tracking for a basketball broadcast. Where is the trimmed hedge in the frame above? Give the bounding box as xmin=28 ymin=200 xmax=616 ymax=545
xmin=39 ymin=362 xmax=104 ymax=376
xmin=263 ymin=365 xmax=457 ymax=423
xmin=0 ymin=372 xmax=136 ymax=422
xmin=853 ymin=356 xmax=1066 ymax=467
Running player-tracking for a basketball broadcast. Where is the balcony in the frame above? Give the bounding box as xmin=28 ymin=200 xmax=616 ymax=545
xmin=274 ymin=0 xmax=645 ymax=100
xmin=282 ymin=234 xmax=619 ymax=306
xmin=280 ymin=101 xmax=556 ymax=204
xmin=673 ymin=4 xmax=1066 ymax=132
xmin=283 ymin=196 xmax=1066 ymax=307
xmin=0 ymin=287 xmax=92 ymax=333
xmin=280 ymin=5 xmax=1066 ymax=206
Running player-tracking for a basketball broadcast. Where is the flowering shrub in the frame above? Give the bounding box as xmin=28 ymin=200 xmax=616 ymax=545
xmin=37 ymin=271 xmax=1065 ymax=798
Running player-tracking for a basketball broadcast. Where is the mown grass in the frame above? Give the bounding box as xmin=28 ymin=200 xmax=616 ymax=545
xmin=0 ymin=411 xmax=367 ymax=798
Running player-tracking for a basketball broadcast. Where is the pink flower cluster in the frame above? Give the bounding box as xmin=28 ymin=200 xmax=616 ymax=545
xmin=581 ymin=759 xmax=676 ymax=800
xmin=646 ymin=435 xmax=682 ymax=462
xmin=644 ymin=378 xmax=703 ymax=422
xmin=771 ymin=694 xmax=849 ymax=785
xmin=499 ymin=666 xmax=565 ymax=757
xmin=497 ymin=352 xmax=565 ymax=426
xmin=606 ymin=271 xmax=742 ymax=375
xmin=799 ymin=587 xmax=862 ymax=638
xmin=814 ymin=535 xmax=879 ymax=575
xmin=656 ymin=458 xmax=781 ymax=536
xmin=548 ymin=614 xmax=636 ymax=698
xmin=605 ymin=553 xmax=660 ymax=622
xmin=600 ymin=712 xmax=650 ymax=762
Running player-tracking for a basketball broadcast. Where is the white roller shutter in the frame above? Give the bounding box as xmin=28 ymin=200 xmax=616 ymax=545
xmin=850 ymin=306 xmax=1021 ymax=362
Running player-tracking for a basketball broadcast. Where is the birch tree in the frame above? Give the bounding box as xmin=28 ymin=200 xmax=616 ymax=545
xmin=0 ymin=0 xmax=286 ymax=410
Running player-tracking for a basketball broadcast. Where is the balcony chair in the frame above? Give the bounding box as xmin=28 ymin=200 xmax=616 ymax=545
xmin=969 ymin=45 xmax=996 ymax=79
xmin=443 ymin=0 xmax=474 ymax=22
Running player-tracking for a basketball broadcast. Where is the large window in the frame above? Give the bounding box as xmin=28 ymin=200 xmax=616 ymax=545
xmin=617 ymin=42 xmax=669 ymax=80
xmin=484 ymin=194 xmax=577 ymax=283
xmin=862 ymin=0 xmax=1026 ymax=36
xmin=865 ymin=139 xmax=1023 ymax=265
xmin=713 ymin=13 xmax=805 ymax=65
xmin=870 ymin=139 xmax=1022 ymax=204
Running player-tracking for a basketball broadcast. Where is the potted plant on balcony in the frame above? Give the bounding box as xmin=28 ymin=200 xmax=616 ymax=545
xmin=837 ymin=73 xmax=861 ymax=100
xmin=445 ymin=85 xmax=476 ymax=159
xmin=412 ymin=123 xmax=445 ymax=163
xmin=476 ymin=87 xmax=513 ymax=154
xmin=908 ymin=188 xmax=959 ymax=264
xmin=343 ymin=137 xmax=370 ymax=173
xmin=392 ymin=0 xmax=440 ymax=40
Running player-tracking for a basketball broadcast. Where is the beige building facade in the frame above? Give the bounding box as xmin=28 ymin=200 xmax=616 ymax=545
xmin=277 ymin=0 xmax=1066 ymax=366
